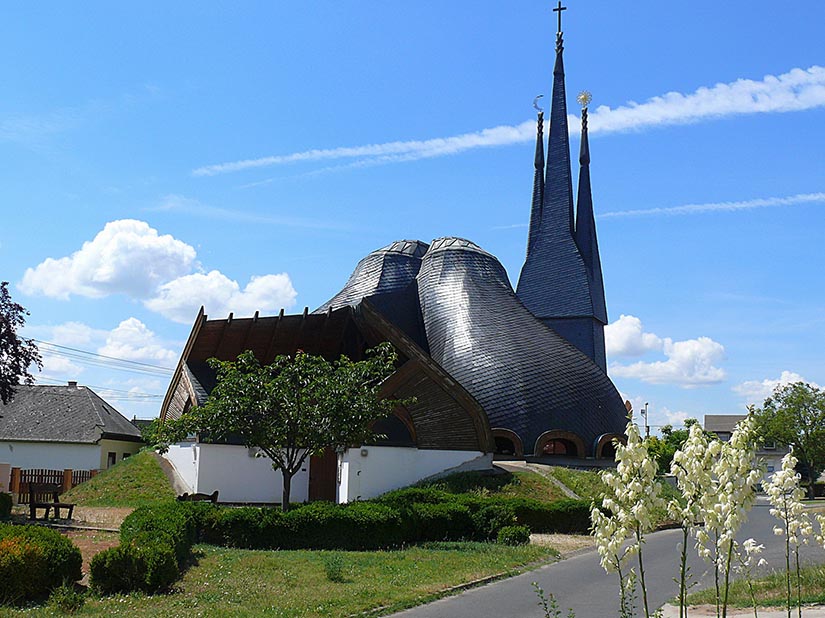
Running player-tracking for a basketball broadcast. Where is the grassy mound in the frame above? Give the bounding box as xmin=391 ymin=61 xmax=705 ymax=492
xmin=61 ymin=450 xmax=175 ymax=508
xmin=545 ymin=466 xmax=606 ymax=500
xmin=418 ymin=470 xmax=568 ymax=503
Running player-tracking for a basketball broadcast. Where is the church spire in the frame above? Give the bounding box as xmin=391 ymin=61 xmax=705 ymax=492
xmin=544 ymin=0 xmax=574 ymax=235
xmin=526 ymin=102 xmax=545 ymax=257
xmin=574 ymin=94 xmax=608 ymax=328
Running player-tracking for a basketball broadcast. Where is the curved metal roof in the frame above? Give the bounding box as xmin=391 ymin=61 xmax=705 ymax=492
xmin=317 ymin=237 xmax=626 ymax=456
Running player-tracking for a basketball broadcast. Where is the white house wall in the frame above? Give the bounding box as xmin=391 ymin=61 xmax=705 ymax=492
xmin=98 ymin=439 xmax=142 ymax=470
xmin=0 ymin=441 xmax=101 ymax=471
xmin=162 ymin=443 xmax=310 ymax=504
xmin=339 ymin=447 xmax=492 ymax=502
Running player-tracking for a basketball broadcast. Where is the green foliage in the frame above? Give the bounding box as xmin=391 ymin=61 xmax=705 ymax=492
xmin=47 ymin=582 xmax=86 ymax=614
xmin=322 ymin=552 xmax=347 ymax=583
xmin=91 ymin=501 xmax=212 ymax=594
xmin=545 ymin=466 xmax=606 ymax=501
xmin=90 ymin=540 xmax=179 ymax=594
xmin=0 ymin=524 xmax=82 ymax=604
xmin=61 ymin=450 xmax=175 ymax=508
xmin=0 ymin=281 xmax=42 ymax=405
xmin=409 ymin=502 xmax=474 ymax=542
xmin=160 ymin=343 xmax=400 ymax=510
xmin=0 ymin=536 xmax=47 ymax=604
xmin=0 ymin=492 xmax=12 ymax=517
xmin=497 ymin=525 xmax=531 ymax=546
xmin=645 ymin=418 xmax=701 ymax=474
xmin=752 ymin=381 xmax=825 ymax=497
xmin=510 ymin=498 xmax=592 ymax=534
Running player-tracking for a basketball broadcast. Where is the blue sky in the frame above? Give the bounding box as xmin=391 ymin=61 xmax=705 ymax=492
xmin=2 ymin=1 xmax=823 ymax=425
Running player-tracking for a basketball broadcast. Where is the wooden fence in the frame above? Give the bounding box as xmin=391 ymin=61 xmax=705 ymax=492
xmin=9 ymin=467 xmax=98 ymax=504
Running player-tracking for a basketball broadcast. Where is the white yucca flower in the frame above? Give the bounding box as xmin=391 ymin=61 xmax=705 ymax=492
xmin=765 ymin=449 xmax=812 ymax=545
xmin=592 ymin=419 xmax=665 ymax=618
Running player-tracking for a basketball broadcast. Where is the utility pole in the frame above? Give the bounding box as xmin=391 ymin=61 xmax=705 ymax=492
xmin=642 ymin=402 xmax=650 ymax=440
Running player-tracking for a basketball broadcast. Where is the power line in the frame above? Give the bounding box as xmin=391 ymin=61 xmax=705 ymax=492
xmin=34 ymin=339 xmax=175 ymax=378
xmin=35 ymin=375 xmax=164 ymax=400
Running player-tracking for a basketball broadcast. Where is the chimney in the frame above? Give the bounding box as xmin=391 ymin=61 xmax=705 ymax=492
xmin=67 ymin=381 xmax=78 ymax=388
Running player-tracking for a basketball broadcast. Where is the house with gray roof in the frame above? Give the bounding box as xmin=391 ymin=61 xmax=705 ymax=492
xmin=0 ymin=382 xmax=144 ymax=472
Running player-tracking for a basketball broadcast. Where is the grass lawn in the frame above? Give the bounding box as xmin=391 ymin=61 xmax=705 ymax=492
xmin=61 ymin=450 xmax=175 ymax=508
xmin=420 ymin=469 xmax=568 ymax=502
xmin=545 ymin=466 xmax=605 ymax=500
xmin=0 ymin=542 xmax=557 ymax=618
xmin=686 ymin=564 xmax=825 ymax=608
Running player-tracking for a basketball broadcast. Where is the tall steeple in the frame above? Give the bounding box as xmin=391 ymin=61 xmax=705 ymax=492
xmin=516 ymin=3 xmax=608 ymax=373
xmin=526 ymin=105 xmax=545 ymax=257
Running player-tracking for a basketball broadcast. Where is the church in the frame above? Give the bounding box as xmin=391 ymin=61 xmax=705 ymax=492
xmin=159 ymin=6 xmax=627 ymax=504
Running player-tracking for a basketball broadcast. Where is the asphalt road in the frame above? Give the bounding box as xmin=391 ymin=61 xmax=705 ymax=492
xmin=389 ymin=498 xmax=825 ymax=618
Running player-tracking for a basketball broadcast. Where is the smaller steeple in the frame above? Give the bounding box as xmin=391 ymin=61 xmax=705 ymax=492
xmin=526 ymin=98 xmax=545 ymax=257
xmin=574 ymin=92 xmax=608 ymax=328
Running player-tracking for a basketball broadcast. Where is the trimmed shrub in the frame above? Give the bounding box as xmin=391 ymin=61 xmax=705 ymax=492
xmin=471 ymin=502 xmax=517 ymax=541
xmin=200 ymin=507 xmax=266 ymax=549
xmin=510 ymin=498 xmax=591 ymax=534
xmin=497 ymin=525 xmax=531 ymax=546
xmin=409 ymin=502 xmax=474 ymax=542
xmin=0 ymin=536 xmax=47 ymax=604
xmin=285 ymin=501 xmax=404 ymax=550
xmin=90 ymin=540 xmax=178 ymax=594
xmin=0 ymin=493 xmax=11 ymax=518
xmin=0 ymin=524 xmax=82 ymax=593
xmin=120 ymin=502 xmax=198 ymax=566
xmin=374 ymin=487 xmax=452 ymax=509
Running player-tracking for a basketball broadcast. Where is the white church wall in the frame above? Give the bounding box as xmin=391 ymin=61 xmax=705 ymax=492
xmin=163 ymin=443 xmax=198 ymax=494
xmin=0 ymin=441 xmax=100 ymax=471
xmin=164 ymin=443 xmax=310 ymax=504
xmin=338 ymin=446 xmax=492 ymax=502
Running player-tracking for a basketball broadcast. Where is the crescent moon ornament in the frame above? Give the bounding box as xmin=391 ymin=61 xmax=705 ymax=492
xmin=533 ymin=95 xmax=544 ymax=113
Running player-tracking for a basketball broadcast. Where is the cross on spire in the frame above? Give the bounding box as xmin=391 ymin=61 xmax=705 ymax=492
xmin=553 ymin=1 xmax=566 ymax=34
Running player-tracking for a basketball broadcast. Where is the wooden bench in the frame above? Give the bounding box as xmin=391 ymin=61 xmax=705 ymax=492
xmin=176 ymin=490 xmax=219 ymax=504
xmin=28 ymin=483 xmax=75 ymax=521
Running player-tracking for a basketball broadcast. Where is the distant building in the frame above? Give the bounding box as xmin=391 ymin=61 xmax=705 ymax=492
xmin=159 ymin=7 xmax=627 ymax=504
xmin=0 ymin=382 xmax=144 ymax=472
xmin=704 ymin=414 xmax=788 ymax=483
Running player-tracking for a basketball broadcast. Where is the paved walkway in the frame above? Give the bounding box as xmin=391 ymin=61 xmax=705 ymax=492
xmin=389 ymin=499 xmax=825 ymax=618
xmin=660 ymin=604 xmax=825 ymax=617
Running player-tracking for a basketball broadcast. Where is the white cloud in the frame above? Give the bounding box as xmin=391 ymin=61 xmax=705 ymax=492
xmin=732 ymin=371 xmax=820 ymax=405
xmin=607 ymin=315 xmax=726 ymax=387
xmin=20 ymin=219 xmax=299 ymax=324
xmin=193 ymin=65 xmax=825 ymax=176
xmin=40 ymin=354 xmax=83 ymax=378
xmin=145 ymin=271 xmax=297 ymax=324
xmin=20 ymin=219 xmax=196 ymax=300
xmin=98 ymin=318 xmax=177 ymax=366
xmin=605 ymin=314 xmax=664 ymax=357
xmin=50 ymin=322 xmax=100 ymax=346
xmin=602 ymin=192 xmax=825 ymax=219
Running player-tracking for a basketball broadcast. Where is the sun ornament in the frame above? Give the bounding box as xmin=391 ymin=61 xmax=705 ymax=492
xmin=576 ymin=90 xmax=592 ymax=108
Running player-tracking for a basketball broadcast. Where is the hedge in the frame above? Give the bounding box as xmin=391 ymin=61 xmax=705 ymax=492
xmin=0 ymin=524 xmax=82 ymax=604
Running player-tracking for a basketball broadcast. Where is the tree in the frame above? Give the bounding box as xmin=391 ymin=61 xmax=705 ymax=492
xmin=753 ymin=381 xmax=825 ymax=499
xmin=645 ymin=418 xmax=700 ymax=473
xmin=162 ymin=342 xmax=400 ymax=511
xmin=0 ymin=281 xmax=41 ymax=405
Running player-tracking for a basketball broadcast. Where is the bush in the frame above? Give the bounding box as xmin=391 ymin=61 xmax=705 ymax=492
xmin=91 ymin=501 xmax=211 ymax=594
xmin=510 ymin=498 xmax=591 ymax=534
xmin=497 ymin=525 xmax=531 ymax=546
xmin=322 ymin=552 xmax=347 ymax=582
xmin=0 ymin=524 xmax=82 ymax=594
xmin=199 ymin=506 xmax=265 ymax=549
xmin=409 ymin=502 xmax=474 ymax=542
xmin=375 ymin=487 xmax=452 ymax=509
xmin=471 ymin=502 xmax=517 ymax=541
xmin=0 ymin=536 xmax=47 ymax=604
xmin=285 ymin=501 xmax=404 ymax=550
xmin=0 ymin=493 xmax=11 ymax=518
xmin=90 ymin=540 xmax=178 ymax=594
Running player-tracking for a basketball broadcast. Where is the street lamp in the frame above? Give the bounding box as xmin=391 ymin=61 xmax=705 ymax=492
xmin=642 ymin=402 xmax=650 ymax=440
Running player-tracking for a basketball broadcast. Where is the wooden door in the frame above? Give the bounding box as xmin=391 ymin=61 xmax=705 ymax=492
xmin=308 ymin=448 xmax=338 ymax=502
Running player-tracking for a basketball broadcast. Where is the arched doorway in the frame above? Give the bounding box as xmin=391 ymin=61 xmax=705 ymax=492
xmin=594 ymin=433 xmax=625 ymax=460
xmin=533 ymin=430 xmax=586 ymax=458
xmin=491 ymin=428 xmax=523 ymax=457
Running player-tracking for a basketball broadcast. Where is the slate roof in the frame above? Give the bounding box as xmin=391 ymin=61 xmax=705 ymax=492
xmin=321 ymin=236 xmax=627 ymax=456
xmin=0 ymin=385 xmax=143 ymax=444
